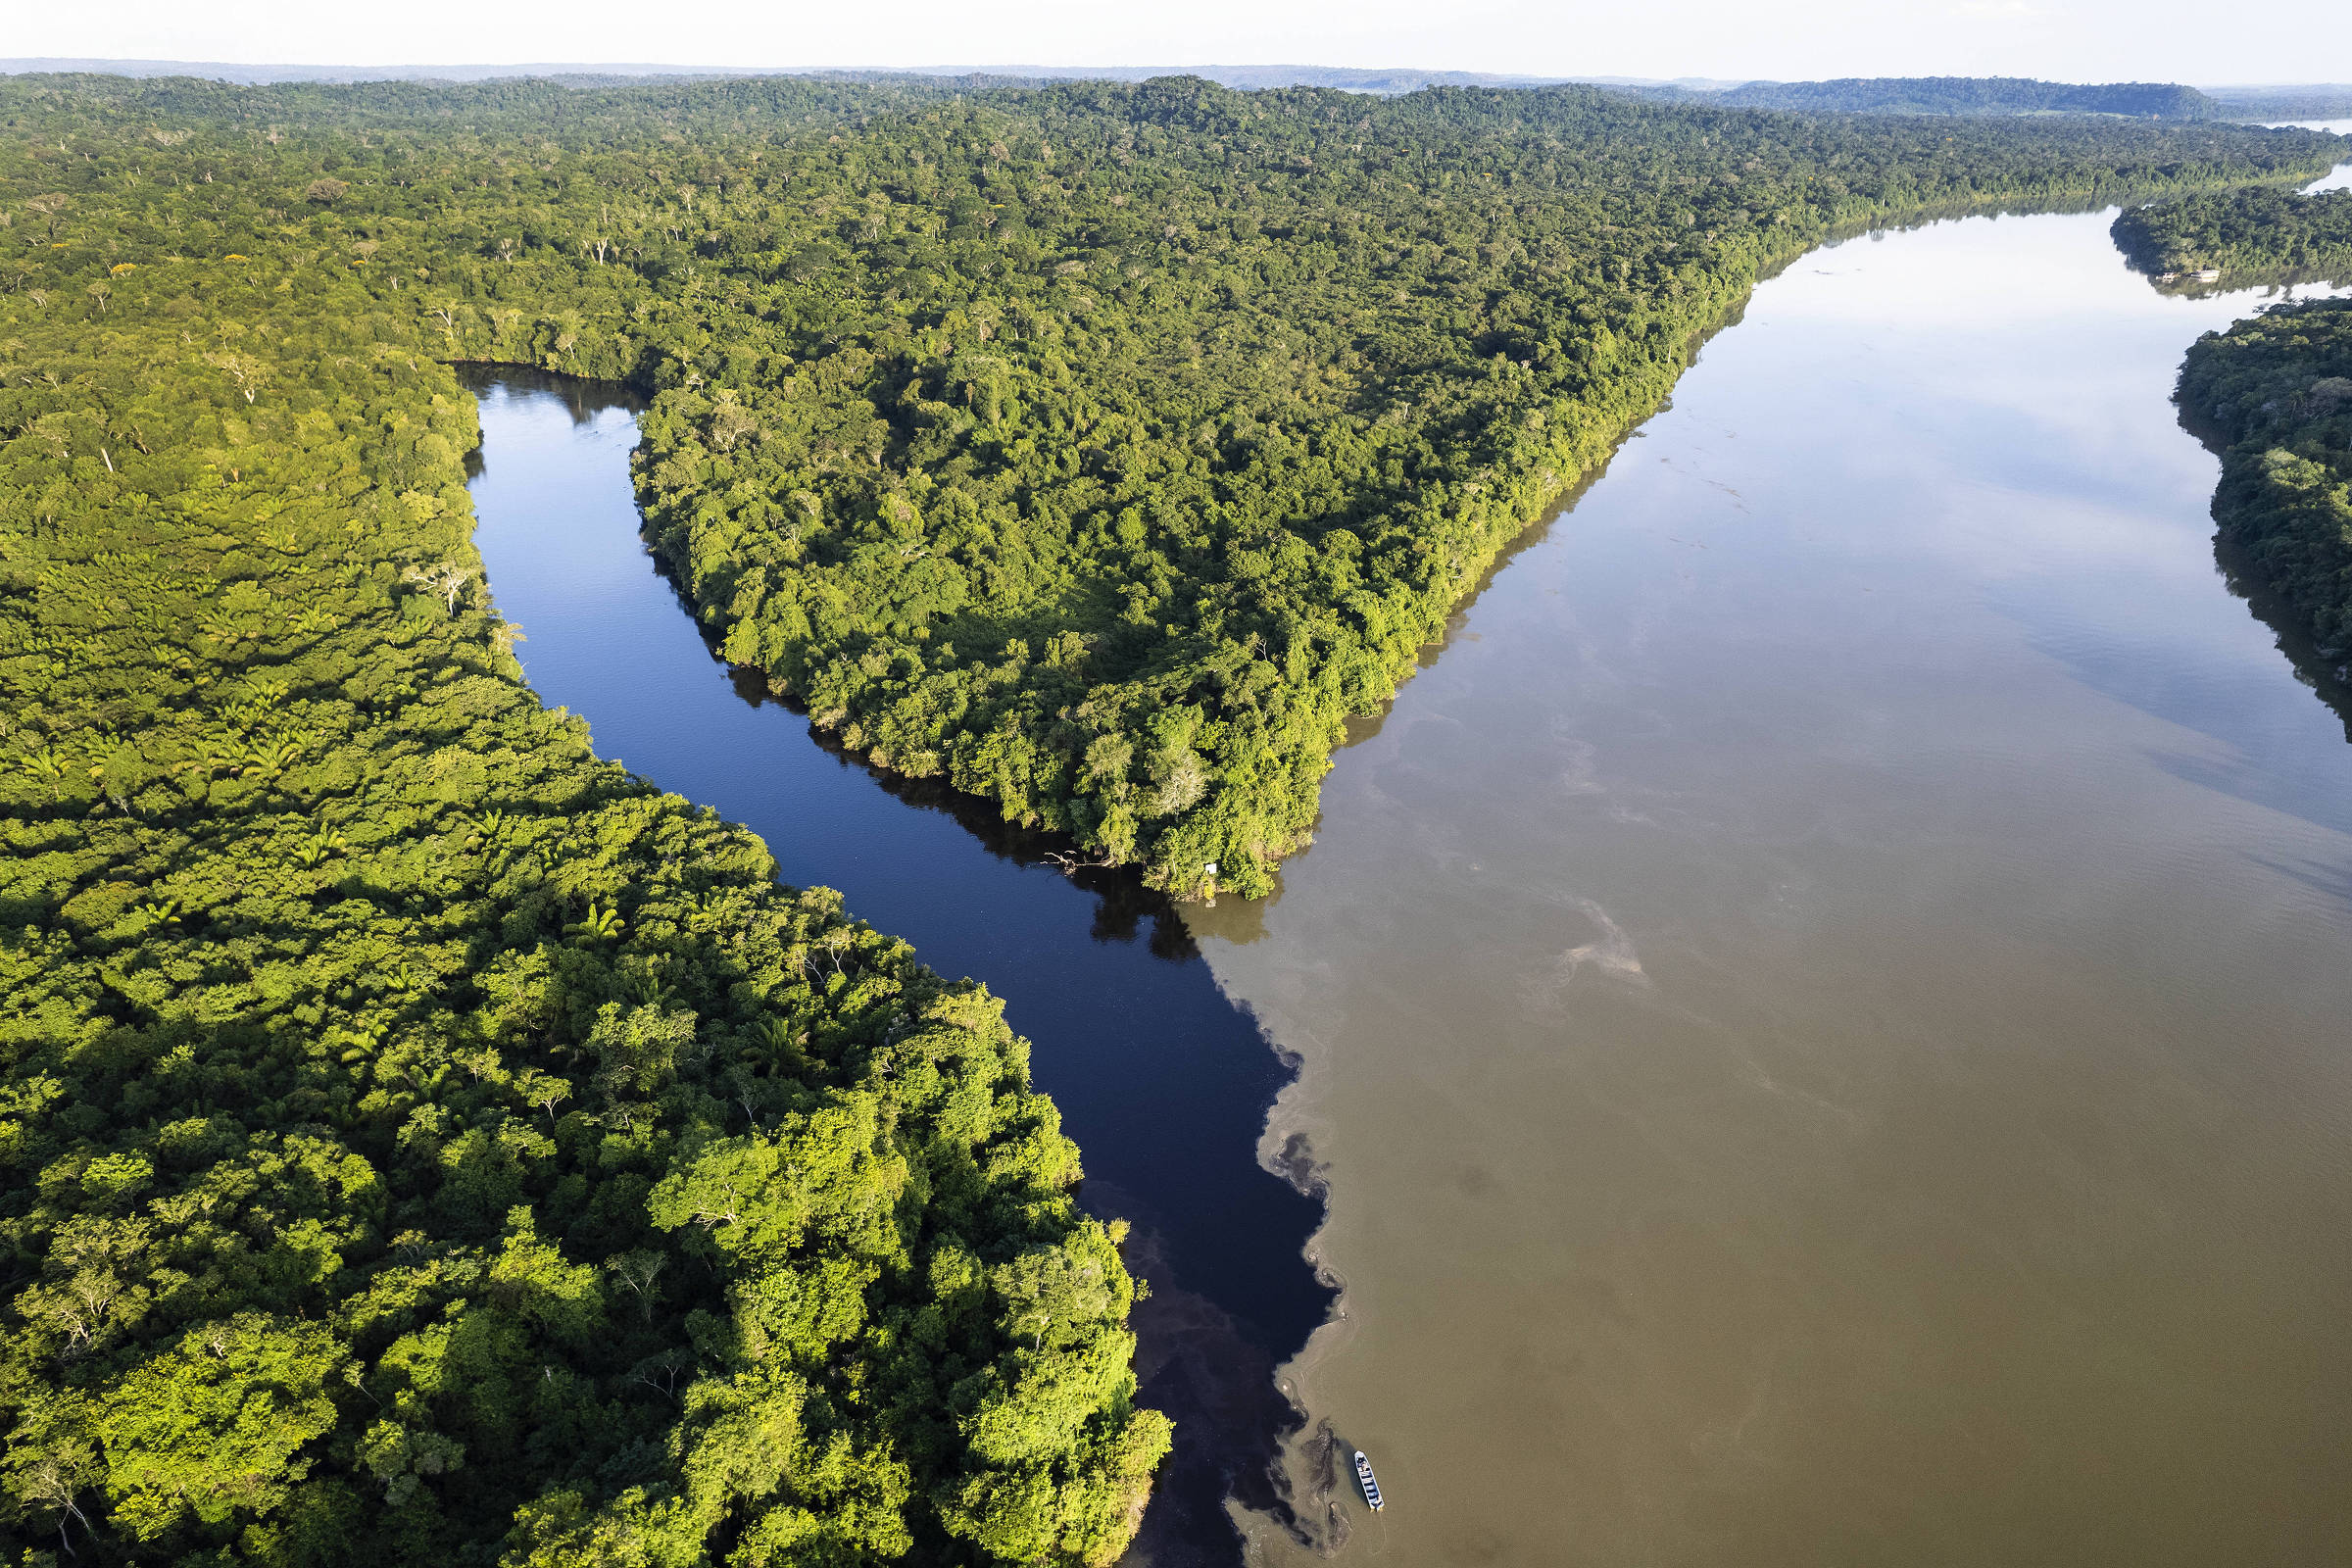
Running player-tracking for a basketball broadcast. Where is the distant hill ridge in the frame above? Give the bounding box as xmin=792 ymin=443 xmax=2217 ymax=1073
xmin=0 ymin=57 xmax=1575 ymax=93
xmin=1 ymin=60 xmax=2336 ymax=121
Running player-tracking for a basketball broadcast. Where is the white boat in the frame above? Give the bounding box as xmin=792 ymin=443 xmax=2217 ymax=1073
xmin=1353 ymin=1449 xmax=1385 ymax=1511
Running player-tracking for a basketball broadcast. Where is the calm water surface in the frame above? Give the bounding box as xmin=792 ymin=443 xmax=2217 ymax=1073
xmin=1196 ymin=199 xmax=2352 ymax=1564
xmin=459 ymin=371 xmax=1330 ymax=1566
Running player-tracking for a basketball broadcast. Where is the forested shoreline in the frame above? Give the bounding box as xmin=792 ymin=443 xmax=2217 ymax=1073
xmin=2179 ymin=300 xmax=2352 ymax=670
xmin=6 ymin=74 xmax=2330 ymax=900
xmin=2200 ymin=85 xmax=2352 ymax=122
xmin=1 ymin=69 xmax=2346 ymax=1566
xmin=18 ymin=70 xmax=2303 ymax=899
xmin=2113 ymin=186 xmax=2352 ymax=280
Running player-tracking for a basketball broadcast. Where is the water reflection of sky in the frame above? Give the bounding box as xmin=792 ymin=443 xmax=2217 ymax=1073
xmin=1694 ymin=212 xmax=2352 ymax=840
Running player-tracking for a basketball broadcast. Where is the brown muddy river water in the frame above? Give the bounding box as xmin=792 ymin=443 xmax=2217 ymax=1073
xmin=1190 ymin=197 xmax=2352 ymax=1565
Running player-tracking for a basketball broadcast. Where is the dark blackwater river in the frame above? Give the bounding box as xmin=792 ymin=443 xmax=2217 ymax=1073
xmin=466 ymin=155 xmax=2352 ymax=1567
xmin=457 ymin=368 xmax=1329 ymax=1565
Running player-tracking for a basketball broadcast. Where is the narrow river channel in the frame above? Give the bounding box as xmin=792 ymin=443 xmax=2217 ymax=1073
xmin=466 ymin=158 xmax=2352 ymax=1567
xmin=458 ymin=368 xmax=1330 ymax=1565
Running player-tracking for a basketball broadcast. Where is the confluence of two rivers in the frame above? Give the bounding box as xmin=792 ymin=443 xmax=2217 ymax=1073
xmin=466 ymin=160 xmax=2352 ymax=1567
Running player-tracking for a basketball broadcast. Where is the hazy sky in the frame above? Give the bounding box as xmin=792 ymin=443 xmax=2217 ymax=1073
xmin=12 ymin=0 xmax=2348 ymax=85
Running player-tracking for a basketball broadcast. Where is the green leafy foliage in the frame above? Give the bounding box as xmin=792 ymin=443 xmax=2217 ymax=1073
xmin=2114 ymin=186 xmax=2352 ymax=279
xmin=0 ymin=119 xmax=1165 ymax=1563
xmin=2178 ymin=298 xmax=2352 ymax=654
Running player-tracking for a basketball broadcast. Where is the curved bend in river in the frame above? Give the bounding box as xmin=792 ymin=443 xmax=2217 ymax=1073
xmin=462 ymin=370 xmax=1334 ymax=1566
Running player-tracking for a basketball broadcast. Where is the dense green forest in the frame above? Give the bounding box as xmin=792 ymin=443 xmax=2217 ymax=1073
xmin=0 ymin=70 xmax=2344 ymax=1567
xmin=1640 ymin=76 xmax=2221 ymax=119
xmin=0 ymin=82 xmax=1169 ymax=1568
xmin=2113 ymin=186 xmax=2352 ymax=278
xmin=3 ymin=74 xmax=2335 ymax=900
xmin=2179 ymin=300 xmax=2352 ymax=660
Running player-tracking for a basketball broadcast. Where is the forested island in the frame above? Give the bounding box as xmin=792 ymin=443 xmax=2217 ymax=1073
xmin=2179 ymin=300 xmax=2352 ymax=666
xmin=495 ymin=81 xmax=2326 ymax=898
xmin=2113 ymin=186 xmax=2352 ymax=280
xmin=0 ymin=66 xmax=2346 ymax=1566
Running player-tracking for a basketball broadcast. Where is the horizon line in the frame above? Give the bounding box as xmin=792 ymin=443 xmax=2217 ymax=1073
xmin=3 ymin=59 xmax=2340 ymax=92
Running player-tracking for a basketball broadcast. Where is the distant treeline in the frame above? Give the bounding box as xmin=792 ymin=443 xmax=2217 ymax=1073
xmin=2201 ymin=84 xmax=2352 ymax=122
xmin=0 ymin=60 xmax=1576 ymax=94
xmin=2179 ymin=300 xmax=2352 ymax=659
xmin=12 ymin=63 xmax=2349 ymax=120
xmin=1631 ymin=75 xmax=2221 ymax=120
xmin=2113 ymin=186 xmax=2352 ymax=277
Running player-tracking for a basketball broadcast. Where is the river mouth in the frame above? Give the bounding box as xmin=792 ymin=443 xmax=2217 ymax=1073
xmin=457 ymin=366 xmax=1333 ymax=1565
xmin=1195 ymin=201 xmax=2352 ymax=1565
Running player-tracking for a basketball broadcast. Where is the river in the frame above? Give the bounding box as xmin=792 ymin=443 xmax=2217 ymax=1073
xmin=464 ymin=156 xmax=2352 ymax=1566
xmin=1200 ymin=171 xmax=2352 ymax=1564
xmin=457 ymin=368 xmax=1331 ymax=1564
